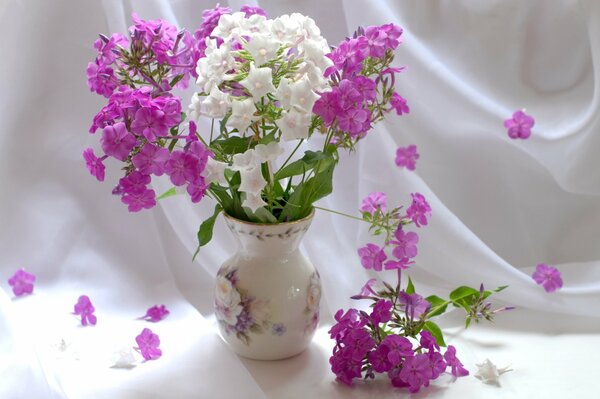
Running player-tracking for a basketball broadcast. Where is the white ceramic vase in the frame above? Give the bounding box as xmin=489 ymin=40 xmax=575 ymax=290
xmin=214 ymin=211 xmax=321 ymax=360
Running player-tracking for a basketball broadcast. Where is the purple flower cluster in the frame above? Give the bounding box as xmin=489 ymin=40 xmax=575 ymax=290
xmin=85 ymin=15 xmax=211 ymax=212
xmin=7 ymin=269 xmax=36 ymax=297
xmin=314 ymin=24 xmax=408 ymax=140
xmin=329 ymin=301 xmax=468 ymax=392
xmin=357 ymin=192 xmax=430 ymax=272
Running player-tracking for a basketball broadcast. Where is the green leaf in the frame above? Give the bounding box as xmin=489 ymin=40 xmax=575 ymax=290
xmin=275 ymin=150 xmax=334 ymax=180
xmin=425 ymin=295 xmax=449 ymax=318
xmin=214 ymin=136 xmax=253 ymax=155
xmin=449 ymin=286 xmax=479 ymax=303
xmin=209 ymin=184 xmax=233 ymax=211
xmin=192 ymin=204 xmax=222 ymax=261
xmin=482 ymin=285 xmax=509 ymax=300
xmin=423 ymin=321 xmax=447 ymax=347
xmin=169 ymin=73 xmax=184 ymax=88
xmin=156 ymin=187 xmax=177 ymax=201
xmin=406 ymin=276 xmax=415 ymax=295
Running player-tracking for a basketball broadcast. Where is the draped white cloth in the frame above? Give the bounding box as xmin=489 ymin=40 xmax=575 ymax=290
xmin=1 ymin=0 xmax=599 ymax=397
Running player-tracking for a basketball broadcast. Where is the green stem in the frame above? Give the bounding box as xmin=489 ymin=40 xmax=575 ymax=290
xmin=275 ymin=139 xmax=304 ymax=176
xmin=209 ymin=118 xmax=215 ymax=143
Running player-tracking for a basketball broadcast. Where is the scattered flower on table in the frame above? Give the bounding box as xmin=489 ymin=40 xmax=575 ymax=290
xmin=395 ymin=145 xmax=419 ymax=171
xmin=444 ymin=345 xmax=469 ymax=377
xmin=504 ymin=109 xmax=534 ymax=139
xmin=7 ymin=268 xmax=36 ymax=297
xmin=135 ymin=328 xmax=162 ymax=361
xmin=112 ymin=347 xmax=137 ymax=368
xmin=74 ymin=295 xmax=97 ymax=326
xmin=532 ymin=263 xmax=563 ymax=292
xmin=474 ymin=359 xmax=512 ymax=386
xmin=143 ymin=304 xmax=170 ymax=322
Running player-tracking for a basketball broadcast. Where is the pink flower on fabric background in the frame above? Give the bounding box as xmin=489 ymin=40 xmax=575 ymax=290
xmin=390 ymin=227 xmax=419 ymax=259
xmin=100 ymin=122 xmax=136 ymax=161
xmin=390 ymin=92 xmax=409 ymax=115
xmin=357 ymin=244 xmax=387 ymax=271
xmin=504 ymin=110 xmax=534 ymax=139
xmin=135 ymin=328 xmax=162 ymax=360
xmin=444 ymin=345 xmax=469 ymax=377
xmin=395 ymin=145 xmax=419 ymax=171
xmin=360 ymin=192 xmax=387 ymax=215
xmin=74 ymin=295 xmax=97 ymax=326
xmin=132 ymin=144 xmax=170 ymax=176
xmin=143 ymin=305 xmax=170 ymax=322
xmin=8 ymin=269 xmax=36 ymax=296
xmin=357 ymin=278 xmax=377 ymax=297
xmin=83 ymin=148 xmax=106 ymax=182
xmin=532 ymin=263 xmax=563 ymax=292
xmin=121 ymin=188 xmax=157 ymax=212
xmin=406 ymin=193 xmax=432 ymax=227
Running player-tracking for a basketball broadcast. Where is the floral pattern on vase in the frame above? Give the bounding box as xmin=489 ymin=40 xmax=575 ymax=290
xmin=215 ymin=266 xmax=272 ymax=345
xmin=304 ymin=271 xmax=321 ymax=334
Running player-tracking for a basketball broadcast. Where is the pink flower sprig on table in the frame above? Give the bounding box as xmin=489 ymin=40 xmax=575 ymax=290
xmin=329 ymin=276 xmax=509 ymax=392
xmin=74 ymin=295 xmax=97 ymax=326
xmin=532 ymin=263 xmax=563 ymax=293
xmin=135 ymin=328 xmax=162 ymax=361
xmin=7 ymin=268 xmax=36 ymax=297
xmin=143 ymin=305 xmax=170 ymax=322
xmin=504 ymin=109 xmax=534 ymax=139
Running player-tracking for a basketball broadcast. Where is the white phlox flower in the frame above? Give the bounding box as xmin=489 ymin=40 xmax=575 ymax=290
xmin=240 ymin=63 xmax=276 ymax=100
xmin=230 ymin=149 xmax=257 ymax=172
xmin=474 ymin=359 xmax=513 ymax=386
xmin=201 ymin=87 xmax=231 ymax=118
xmin=244 ymin=34 xmax=280 ymax=66
xmin=228 ymin=98 xmax=258 ymax=133
xmin=188 ymin=93 xmax=202 ymax=122
xmin=255 ymin=142 xmax=284 ymax=163
xmin=278 ymin=108 xmax=311 ymax=141
xmin=203 ymin=157 xmax=228 ymax=185
xmin=289 ymin=75 xmax=320 ymax=113
xmin=238 ymin=165 xmax=267 ymax=195
xmin=242 ymin=192 xmax=267 ymax=213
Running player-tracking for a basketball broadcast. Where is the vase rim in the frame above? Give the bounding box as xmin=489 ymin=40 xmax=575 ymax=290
xmin=223 ymin=208 xmax=315 ymax=227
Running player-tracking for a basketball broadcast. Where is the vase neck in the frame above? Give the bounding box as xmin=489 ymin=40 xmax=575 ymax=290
xmin=224 ymin=214 xmax=314 ymax=257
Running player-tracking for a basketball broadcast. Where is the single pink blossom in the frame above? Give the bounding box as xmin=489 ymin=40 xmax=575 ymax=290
xmin=144 ymin=305 xmax=170 ymax=322
xmin=504 ymin=110 xmax=534 ymax=139
xmin=390 ymin=92 xmax=409 ymax=115
xmin=532 ymin=263 xmax=563 ymax=292
xmin=83 ymin=148 xmax=106 ymax=181
xmin=357 ymin=244 xmax=387 ymax=271
xmin=100 ymin=122 xmax=136 ymax=161
xmin=135 ymin=328 xmax=162 ymax=360
xmin=395 ymin=145 xmax=419 ymax=171
xmin=7 ymin=269 xmax=36 ymax=296
xmin=74 ymin=295 xmax=97 ymax=326
xmin=360 ymin=192 xmax=387 ymax=216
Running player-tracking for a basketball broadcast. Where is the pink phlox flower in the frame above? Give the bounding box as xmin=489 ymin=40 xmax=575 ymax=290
xmin=121 ymin=188 xmax=157 ymax=212
xmin=395 ymin=144 xmax=419 ymax=170
xmin=151 ymin=96 xmax=182 ymax=127
xmin=352 ymin=76 xmax=377 ymax=102
xmin=313 ymin=91 xmax=341 ymax=126
xmin=341 ymin=328 xmax=376 ymax=361
xmin=329 ymin=347 xmax=362 ymax=385
xmin=337 ymin=79 xmax=363 ymax=110
xmin=390 ymin=92 xmax=410 ymax=115
xmin=384 ymin=258 xmax=414 ymax=270
xmin=100 ymin=122 xmax=136 ymax=161
xmin=398 ymin=353 xmax=431 ymax=393
xmin=364 ymin=25 xmax=389 ymax=58
xmin=132 ymin=143 xmax=170 ymax=176
xmin=83 ymin=148 xmax=106 ymax=182
xmin=93 ymin=33 xmax=128 ymax=66
xmin=144 ymin=304 xmax=170 ymax=322
xmin=381 ymin=334 xmax=413 ymax=365
xmin=74 ymin=295 xmax=97 ymax=326
xmin=398 ymin=291 xmax=430 ymax=321
xmin=187 ymin=177 xmax=208 ymax=203
xmin=240 ymin=5 xmax=267 ymax=17
xmin=358 ymin=278 xmax=378 ymax=297
xmin=164 ymin=151 xmax=195 ymax=186
xmin=8 ymin=269 xmax=36 ymax=297
xmin=532 ymin=263 xmax=563 ymax=293
xmin=328 ymin=308 xmax=367 ymax=340
xmin=368 ymin=344 xmax=393 ymax=373
xmin=119 ymin=171 xmax=151 ymax=195
xmin=86 ymin=62 xmax=118 ymax=98
xmin=357 ymin=243 xmax=387 ymax=271
xmin=380 ymin=23 xmax=403 ymax=50
xmin=360 ymin=192 xmax=387 ymax=216
xmin=444 ymin=345 xmax=469 ymax=377
xmin=370 ymin=299 xmax=393 ymax=324
xmin=406 ymin=192 xmax=432 ymax=227
xmin=131 ymin=107 xmax=168 ymax=141
xmin=338 ymin=107 xmax=370 ymax=137
xmin=135 ymin=328 xmax=162 ymax=361
xmin=419 ymin=330 xmax=440 ymax=352
xmin=504 ymin=110 xmax=534 ymax=139
xmin=390 ymin=227 xmax=419 ymax=259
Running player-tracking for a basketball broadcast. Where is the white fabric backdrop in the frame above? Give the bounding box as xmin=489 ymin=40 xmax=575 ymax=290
xmin=1 ymin=0 xmax=599 ymax=398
